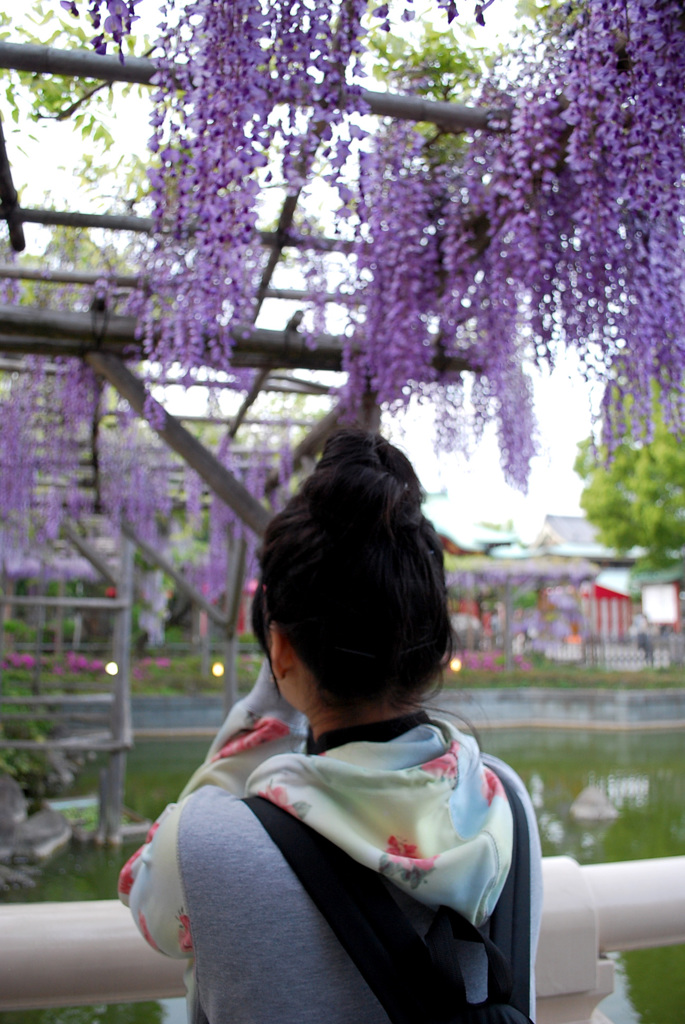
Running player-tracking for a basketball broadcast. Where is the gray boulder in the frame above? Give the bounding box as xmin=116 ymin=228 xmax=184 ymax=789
xmin=12 ymin=808 xmax=72 ymax=862
xmin=570 ymin=785 xmax=619 ymax=823
xmin=0 ymin=775 xmax=28 ymax=860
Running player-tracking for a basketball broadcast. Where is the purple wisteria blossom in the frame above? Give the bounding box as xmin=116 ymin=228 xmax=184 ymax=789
xmin=60 ymin=0 xmax=141 ymax=59
xmin=4 ymin=0 xmax=685 ymax=551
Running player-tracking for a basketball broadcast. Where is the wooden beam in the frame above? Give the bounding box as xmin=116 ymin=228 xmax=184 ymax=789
xmin=0 ymin=42 xmax=508 ymax=132
xmin=0 ymin=304 xmax=478 ymax=375
xmin=4 ymin=595 xmax=129 ymax=610
xmin=357 ymin=391 xmax=382 ymax=432
xmin=0 ymin=265 xmax=138 ymax=287
xmin=222 ymin=529 xmax=247 ymax=713
xmin=121 ymin=523 xmax=228 ymax=629
xmin=18 ymin=207 xmax=152 ymax=233
xmin=62 ymin=523 xmax=118 ymax=587
xmin=365 ymin=90 xmax=509 ymax=132
xmin=0 ymin=115 xmax=25 ymax=252
xmin=12 ymin=210 xmax=350 ymax=253
xmin=228 ymin=368 xmax=270 ymax=439
xmin=0 ymin=357 xmax=334 ymax=393
xmin=84 ymin=351 xmax=271 ymax=537
xmin=0 ymin=267 xmax=349 ymax=305
xmin=266 ymin=373 xmax=334 ymax=396
xmin=0 ymin=303 xmax=348 ymax=370
xmin=233 ymin=190 xmax=308 ymax=432
xmin=0 ymin=303 xmax=135 ymax=341
xmin=262 ymin=287 xmax=358 ymax=305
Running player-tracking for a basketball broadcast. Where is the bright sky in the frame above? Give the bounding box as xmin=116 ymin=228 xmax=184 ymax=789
xmin=3 ymin=0 xmax=597 ymax=543
xmin=391 ymin=359 xmax=598 ymax=543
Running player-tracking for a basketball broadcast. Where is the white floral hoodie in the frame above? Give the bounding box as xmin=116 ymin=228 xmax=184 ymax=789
xmin=118 ymin=662 xmax=513 ymax=960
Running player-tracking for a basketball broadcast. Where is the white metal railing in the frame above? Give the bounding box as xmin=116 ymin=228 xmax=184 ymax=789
xmin=1 ymin=856 xmax=683 ymax=1024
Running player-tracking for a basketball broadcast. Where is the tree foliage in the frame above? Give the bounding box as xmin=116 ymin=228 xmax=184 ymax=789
xmin=1 ymin=1 xmax=152 ymax=201
xmin=575 ymin=404 xmax=685 ymax=570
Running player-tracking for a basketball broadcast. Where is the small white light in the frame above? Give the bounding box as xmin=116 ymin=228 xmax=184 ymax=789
xmin=211 ymin=661 xmax=225 ymax=678
xmin=105 ymin=662 xmax=119 ymax=676
xmin=449 ymin=657 xmax=462 ymax=673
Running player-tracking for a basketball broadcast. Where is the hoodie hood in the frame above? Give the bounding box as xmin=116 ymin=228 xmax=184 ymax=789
xmin=245 ymin=717 xmax=513 ymax=926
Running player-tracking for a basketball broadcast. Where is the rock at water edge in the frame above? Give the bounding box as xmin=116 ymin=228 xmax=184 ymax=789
xmin=570 ymin=785 xmax=619 ymax=823
xmin=12 ymin=808 xmax=72 ymax=861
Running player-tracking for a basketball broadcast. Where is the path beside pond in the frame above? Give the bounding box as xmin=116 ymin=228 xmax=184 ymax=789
xmin=131 ymin=687 xmax=685 ymax=736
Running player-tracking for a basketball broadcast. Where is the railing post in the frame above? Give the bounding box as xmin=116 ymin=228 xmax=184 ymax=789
xmin=536 ymin=857 xmax=614 ymax=1024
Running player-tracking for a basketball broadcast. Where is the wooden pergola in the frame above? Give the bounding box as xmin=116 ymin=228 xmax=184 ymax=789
xmin=0 ymin=38 xmax=497 ymax=840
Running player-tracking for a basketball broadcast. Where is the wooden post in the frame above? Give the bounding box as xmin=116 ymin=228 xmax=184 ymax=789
xmin=503 ymin=576 xmax=514 ymax=672
xmin=200 ymin=609 xmax=210 ymax=682
xmin=54 ymin=578 xmax=65 ymax=657
xmin=0 ymin=570 xmax=11 ymax=623
xmin=223 ymin=532 xmax=247 ymax=716
xmin=223 ymin=636 xmax=237 ymax=715
xmin=0 ymin=597 xmax=4 ymax=702
xmin=32 ymin=566 xmax=46 ymax=695
xmin=95 ymin=766 xmax=108 ymax=846
xmin=103 ymin=534 xmax=134 ymax=845
xmin=357 ymin=391 xmax=381 ymax=433
xmin=0 ymin=574 xmax=13 ymax=698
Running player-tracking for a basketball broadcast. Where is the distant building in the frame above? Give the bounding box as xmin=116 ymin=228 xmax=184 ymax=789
xmin=580 ymin=569 xmax=633 ymax=639
xmin=422 ymin=493 xmax=519 ymax=557
xmin=532 ymin=514 xmax=642 ymax=568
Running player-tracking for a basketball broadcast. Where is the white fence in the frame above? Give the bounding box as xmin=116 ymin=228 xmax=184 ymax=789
xmin=1 ymin=856 xmax=684 ymax=1024
xmin=533 ymin=635 xmax=685 ymax=671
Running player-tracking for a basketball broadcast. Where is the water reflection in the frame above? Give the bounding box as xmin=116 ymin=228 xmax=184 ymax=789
xmin=3 ymin=729 xmax=683 ymax=1024
xmin=482 ymin=728 xmax=685 ymax=1024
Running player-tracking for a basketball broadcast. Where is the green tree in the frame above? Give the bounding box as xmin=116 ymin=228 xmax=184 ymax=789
xmin=575 ymin=409 xmax=685 ymax=570
xmin=2 ymin=2 xmax=153 ymax=205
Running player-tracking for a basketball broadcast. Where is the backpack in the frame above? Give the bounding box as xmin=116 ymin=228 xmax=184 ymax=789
xmin=244 ymin=772 xmax=533 ymax=1024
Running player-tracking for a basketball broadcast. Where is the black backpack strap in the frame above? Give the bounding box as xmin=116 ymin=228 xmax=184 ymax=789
xmin=422 ymin=773 xmax=531 ymax=1020
xmin=244 ymin=767 xmax=532 ymax=1024
xmin=243 ymin=794 xmax=436 ymax=1024
xmin=489 ymin=775 xmax=532 ymax=1018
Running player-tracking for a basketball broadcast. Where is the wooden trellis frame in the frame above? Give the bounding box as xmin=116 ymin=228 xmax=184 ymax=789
xmin=0 ymin=37 xmax=492 ymax=779
xmin=0 ymin=533 xmax=134 ymax=844
xmin=0 ymin=39 xmax=483 ymax=526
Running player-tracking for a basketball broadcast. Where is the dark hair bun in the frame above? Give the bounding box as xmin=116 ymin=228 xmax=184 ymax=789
xmin=304 ymin=430 xmax=424 ymax=541
xmin=253 ymin=429 xmax=452 ymax=706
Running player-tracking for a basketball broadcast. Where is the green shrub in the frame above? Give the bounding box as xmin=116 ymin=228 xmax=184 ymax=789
xmin=2 ymin=618 xmax=36 ymax=642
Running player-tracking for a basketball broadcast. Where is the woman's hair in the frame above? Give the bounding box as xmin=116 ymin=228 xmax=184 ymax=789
xmin=252 ymin=429 xmax=453 ymax=707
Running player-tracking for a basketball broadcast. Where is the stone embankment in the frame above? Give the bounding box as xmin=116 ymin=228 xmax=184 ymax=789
xmin=131 ymin=687 xmax=685 ymax=736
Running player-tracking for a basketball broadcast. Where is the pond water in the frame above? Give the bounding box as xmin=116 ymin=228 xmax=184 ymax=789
xmin=2 ymin=727 xmax=684 ymax=1024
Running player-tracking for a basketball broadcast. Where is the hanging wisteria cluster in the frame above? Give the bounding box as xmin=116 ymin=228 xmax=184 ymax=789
xmin=60 ymin=0 xmax=141 ymax=57
xmin=0 ymin=358 xmax=100 ymax=551
xmin=348 ymin=0 xmax=685 ymax=481
xmin=3 ymin=0 xmax=685 ymax=565
xmin=60 ymin=0 xmax=495 ymax=52
xmin=0 ymin=361 xmax=287 ymax=599
xmin=132 ymin=0 xmax=685 ymax=484
xmin=126 ymin=0 xmax=371 ymax=378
